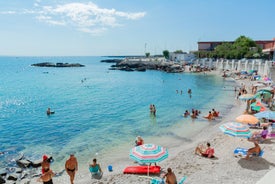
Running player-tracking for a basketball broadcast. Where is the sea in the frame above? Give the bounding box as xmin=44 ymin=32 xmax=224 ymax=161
xmin=0 ymin=56 xmax=238 ymax=171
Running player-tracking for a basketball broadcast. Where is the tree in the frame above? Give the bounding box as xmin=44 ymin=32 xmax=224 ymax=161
xmin=145 ymin=52 xmax=150 ymax=57
xmin=163 ymin=50 xmax=169 ymax=59
xmin=212 ymin=35 xmax=262 ymax=59
xmin=174 ymin=50 xmax=185 ymax=54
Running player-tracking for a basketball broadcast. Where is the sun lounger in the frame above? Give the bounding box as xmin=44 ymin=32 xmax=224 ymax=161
xmin=234 ymin=147 xmax=264 ymax=157
xmin=123 ymin=166 xmax=161 ymax=174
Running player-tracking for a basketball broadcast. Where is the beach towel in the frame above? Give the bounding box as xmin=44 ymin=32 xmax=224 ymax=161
xmin=234 ymin=147 xmax=264 ymax=157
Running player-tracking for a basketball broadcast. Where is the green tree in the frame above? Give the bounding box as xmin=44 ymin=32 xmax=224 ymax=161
xmin=163 ymin=50 xmax=169 ymax=59
xmin=145 ymin=52 xmax=150 ymax=57
xmin=174 ymin=50 xmax=185 ymax=54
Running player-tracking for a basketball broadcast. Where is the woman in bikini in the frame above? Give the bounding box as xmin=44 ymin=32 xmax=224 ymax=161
xmin=65 ymin=154 xmax=78 ymax=184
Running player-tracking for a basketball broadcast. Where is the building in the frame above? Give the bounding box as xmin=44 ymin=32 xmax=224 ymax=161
xmin=198 ymin=38 xmax=275 ymax=60
xmin=169 ymin=52 xmax=196 ymax=62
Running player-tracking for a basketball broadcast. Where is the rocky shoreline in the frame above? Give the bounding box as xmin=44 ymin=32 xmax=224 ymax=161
xmin=0 ymin=153 xmax=62 ymax=184
xmin=101 ymin=58 xmax=185 ymax=73
xmin=31 ymin=62 xmax=85 ymax=67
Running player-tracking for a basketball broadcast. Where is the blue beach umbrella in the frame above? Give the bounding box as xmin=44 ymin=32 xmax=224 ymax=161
xmin=219 ymin=122 xmax=251 ymax=138
xmin=239 ymin=94 xmax=257 ymax=101
xmin=254 ymin=111 xmax=275 ymax=120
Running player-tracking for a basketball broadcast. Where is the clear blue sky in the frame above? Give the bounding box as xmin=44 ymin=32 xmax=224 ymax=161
xmin=0 ymin=0 xmax=274 ymax=56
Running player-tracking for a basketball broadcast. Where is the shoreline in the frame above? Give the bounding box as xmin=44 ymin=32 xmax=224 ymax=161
xmin=27 ymin=69 xmax=275 ymax=184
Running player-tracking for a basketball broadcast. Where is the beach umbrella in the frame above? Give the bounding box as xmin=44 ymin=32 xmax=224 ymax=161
xmin=250 ymin=101 xmax=267 ymax=112
xmin=219 ymin=122 xmax=251 ymax=138
xmin=130 ymin=144 xmax=168 ymax=175
xmin=257 ymin=87 xmax=274 ymax=94
xmin=239 ymin=94 xmax=256 ymax=101
xmin=236 ymin=114 xmax=259 ymax=125
xmin=254 ymin=111 xmax=275 ymax=120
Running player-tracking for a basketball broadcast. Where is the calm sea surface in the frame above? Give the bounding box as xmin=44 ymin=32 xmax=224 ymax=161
xmin=0 ymin=56 xmax=237 ymax=169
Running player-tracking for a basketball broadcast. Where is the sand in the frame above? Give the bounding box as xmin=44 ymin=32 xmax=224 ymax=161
xmin=30 ymin=70 xmax=275 ymax=184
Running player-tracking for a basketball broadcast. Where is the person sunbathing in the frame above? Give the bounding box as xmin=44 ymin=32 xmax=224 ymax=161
xmin=245 ymin=142 xmax=261 ymax=160
xmin=195 ymin=142 xmax=215 ymax=158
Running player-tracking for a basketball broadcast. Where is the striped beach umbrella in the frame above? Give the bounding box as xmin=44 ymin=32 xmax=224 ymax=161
xmin=130 ymin=144 xmax=168 ymax=176
xmin=130 ymin=144 xmax=168 ymax=164
xmin=219 ymin=122 xmax=251 ymax=138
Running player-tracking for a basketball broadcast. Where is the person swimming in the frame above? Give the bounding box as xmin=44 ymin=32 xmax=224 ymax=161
xmin=46 ymin=108 xmax=55 ymax=115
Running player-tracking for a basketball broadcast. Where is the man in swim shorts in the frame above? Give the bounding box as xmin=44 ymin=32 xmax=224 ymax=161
xmin=65 ymin=154 xmax=78 ymax=184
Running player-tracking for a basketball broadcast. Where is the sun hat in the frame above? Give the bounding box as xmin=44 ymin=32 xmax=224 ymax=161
xmin=43 ymin=155 xmax=48 ymax=161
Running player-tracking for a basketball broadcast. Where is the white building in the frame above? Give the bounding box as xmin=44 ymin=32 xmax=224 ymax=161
xmin=169 ymin=52 xmax=196 ymax=62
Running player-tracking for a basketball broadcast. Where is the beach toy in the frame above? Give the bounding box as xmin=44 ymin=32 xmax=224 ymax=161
xmin=108 ymin=165 xmax=113 ymax=172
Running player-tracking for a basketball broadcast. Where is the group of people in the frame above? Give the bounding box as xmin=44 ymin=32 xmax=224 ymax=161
xmin=183 ymin=109 xmax=201 ymax=118
xmin=203 ymin=109 xmax=219 ymax=120
xmin=38 ymin=154 xmax=102 ymax=184
xmin=149 ymin=104 xmax=156 ymax=116
xmin=195 ymin=140 xmax=262 ymax=161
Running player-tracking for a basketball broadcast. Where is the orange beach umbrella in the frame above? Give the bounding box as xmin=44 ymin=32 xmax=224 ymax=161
xmin=235 ymin=114 xmax=259 ymax=125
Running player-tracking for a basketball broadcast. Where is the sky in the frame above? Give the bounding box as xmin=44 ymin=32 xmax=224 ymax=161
xmin=0 ymin=0 xmax=274 ymax=56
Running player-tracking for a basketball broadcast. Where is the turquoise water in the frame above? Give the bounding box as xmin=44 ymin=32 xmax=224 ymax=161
xmin=0 ymin=56 xmax=236 ymax=169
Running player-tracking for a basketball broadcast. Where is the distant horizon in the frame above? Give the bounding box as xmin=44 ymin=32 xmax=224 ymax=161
xmin=1 ymin=0 xmax=275 ymax=56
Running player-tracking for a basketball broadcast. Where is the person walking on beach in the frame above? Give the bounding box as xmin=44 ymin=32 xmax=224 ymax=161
xmin=65 ymin=154 xmax=78 ymax=184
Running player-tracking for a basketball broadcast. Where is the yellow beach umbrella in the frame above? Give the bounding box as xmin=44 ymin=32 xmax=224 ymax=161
xmin=236 ymin=114 xmax=259 ymax=125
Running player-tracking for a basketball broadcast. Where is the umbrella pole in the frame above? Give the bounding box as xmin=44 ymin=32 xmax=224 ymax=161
xmin=147 ymin=165 xmax=149 ymax=176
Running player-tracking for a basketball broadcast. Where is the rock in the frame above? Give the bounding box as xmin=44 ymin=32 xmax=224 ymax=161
xmin=31 ymin=62 xmax=85 ymax=67
xmin=7 ymin=174 xmax=17 ymax=181
xmin=14 ymin=168 xmax=22 ymax=173
xmin=16 ymin=160 xmax=31 ymax=168
xmin=0 ymin=169 xmax=7 ymax=176
xmin=20 ymin=178 xmax=30 ymax=184
xmin=0 ymin=176 xmax=5 ymax=183
xmin=30 ymin=160 xmax=41 ymax=168
xmin=100 ymin=59 xmax=122 ymax=64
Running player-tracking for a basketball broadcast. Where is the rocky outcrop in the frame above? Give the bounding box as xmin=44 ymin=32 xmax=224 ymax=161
xmin=31 ymin=62 xmax=85 ymax=67
xmin=0 ymin=155 xmax=55 ymax=183
xmin=108 ymin=59 xmax=185 ymax=73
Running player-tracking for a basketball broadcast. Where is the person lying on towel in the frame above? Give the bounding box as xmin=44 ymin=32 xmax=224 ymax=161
xmin=195 ymin=142 xmax=215 ymax=158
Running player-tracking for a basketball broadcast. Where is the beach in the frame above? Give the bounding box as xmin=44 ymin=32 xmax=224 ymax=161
xmin=24 ymin=68 xmax=274 ymax=184
xmin=1 ymin=57 xmax=274 ymax=184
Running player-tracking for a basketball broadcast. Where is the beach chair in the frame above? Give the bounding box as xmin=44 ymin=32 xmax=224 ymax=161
xmin=179 ymin=176 xmax=187 ymax=184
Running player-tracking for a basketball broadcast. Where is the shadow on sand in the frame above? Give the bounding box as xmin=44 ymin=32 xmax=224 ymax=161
xmin=238 ymin=157 xmax=275 ymax=171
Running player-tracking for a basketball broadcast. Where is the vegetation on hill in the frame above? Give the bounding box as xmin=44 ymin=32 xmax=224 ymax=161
xmin=194 ymin=36 xmax=265 ymax=59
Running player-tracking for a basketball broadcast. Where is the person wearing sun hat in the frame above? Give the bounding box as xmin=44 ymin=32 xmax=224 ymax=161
xmin=41 ymin=155 xmax=50 ymax=174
